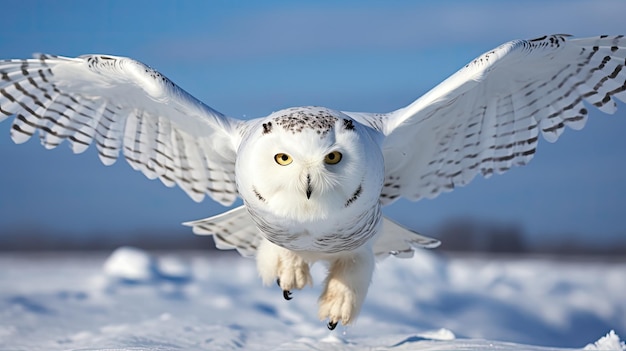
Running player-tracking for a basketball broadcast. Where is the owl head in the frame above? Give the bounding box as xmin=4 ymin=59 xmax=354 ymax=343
xmin=236 ymin=107 xmax=384 ymax=222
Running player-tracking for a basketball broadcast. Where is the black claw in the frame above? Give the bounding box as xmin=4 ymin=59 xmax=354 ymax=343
xmin=282 ymin=290 xmax=292 ymax=300
xmin=327 ymin=321 xmax=338 ymax=330
xmin=278 ymin=279 xmax=292 ymax=300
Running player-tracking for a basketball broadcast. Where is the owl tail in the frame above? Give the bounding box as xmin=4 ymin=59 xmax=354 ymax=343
xmin=375 ymin=217 xmax=441 ymax=260
xmin=183 ymin=206 xmax=261 ymax=258
xmin=184 ymin=205 xmax=441 ymax=260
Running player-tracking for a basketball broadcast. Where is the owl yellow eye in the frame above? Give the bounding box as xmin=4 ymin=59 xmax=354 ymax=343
xmin=274 ymin=153 xmax=293 ymax=166
xmin=324 ymin=151 xmax=343 ymax=165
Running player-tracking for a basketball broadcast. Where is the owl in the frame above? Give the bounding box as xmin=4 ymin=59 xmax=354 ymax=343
xmin=1 ymin=35 xmax=624 ymax=329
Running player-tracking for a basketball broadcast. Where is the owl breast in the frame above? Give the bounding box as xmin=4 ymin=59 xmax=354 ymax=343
xmin=246 ymin=200 xmax=382 ymax=254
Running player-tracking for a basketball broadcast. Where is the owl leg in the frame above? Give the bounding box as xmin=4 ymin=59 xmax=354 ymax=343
xmin=318 ymin=246 xmax=374 ymax=329
xmin=256 ymin=238 xmax=312 ymax=300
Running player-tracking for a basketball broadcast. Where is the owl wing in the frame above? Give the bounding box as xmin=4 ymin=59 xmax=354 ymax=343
xmin=0 ymin=54 xmax=245 ymax=205
xmin=348 ymin=35 xmax=626 ymax=204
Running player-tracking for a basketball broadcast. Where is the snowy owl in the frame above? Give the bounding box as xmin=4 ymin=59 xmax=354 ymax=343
xmin=1 ymin=34 xmax=625 ymax=329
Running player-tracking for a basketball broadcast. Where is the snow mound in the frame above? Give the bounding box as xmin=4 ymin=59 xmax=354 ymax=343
xmin=103 ymin=246 xmax=155 ymax=282
xmin=103 ymin=246 xmax=192 ymax=283
xmin=418 ymin=328 xmax=456 ymax=341
xmin=585 ymin=330 xmax=626 ymax=351
xmin=155 ymin=254 xmax=193 ymax=282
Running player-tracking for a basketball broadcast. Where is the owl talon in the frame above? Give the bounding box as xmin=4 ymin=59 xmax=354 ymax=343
xmin=277 ymin=279 xmax=293 ymax=300
xmin=327 ymin=321 xmax=338 ymax=330
xmin=283 ymin=290 xmax=293 ymax=300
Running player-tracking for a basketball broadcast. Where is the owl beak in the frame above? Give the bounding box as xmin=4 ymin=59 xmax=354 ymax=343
xmin=306 ymin=174 xmax=312 ymax=199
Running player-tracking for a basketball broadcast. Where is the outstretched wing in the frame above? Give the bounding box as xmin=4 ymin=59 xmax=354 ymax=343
xmin=0 ymin=54 xmax=244 ymax=205
xmin=348 ymin=35 xmax=626 ymax=204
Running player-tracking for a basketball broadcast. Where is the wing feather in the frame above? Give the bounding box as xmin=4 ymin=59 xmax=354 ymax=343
xmin=368 ymin=35 xmax=625 ymax=204
xmin=184 ymin=205 xmax=262 ymax=258
xmin=373 ymin=217 xmax=441 ymax=259
xmin=0 ymin=54 xmax=244 ymax=205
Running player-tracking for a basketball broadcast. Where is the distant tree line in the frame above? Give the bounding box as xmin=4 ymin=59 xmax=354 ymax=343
xmin=0 ymin=226 xmax=218 ymax=252
xmin=0 ymin=218 xmax=625 ymax=257
xmin=434 ymin=217 xmax=626 ymax=257
xmin=436 ymin=218 xmax=527 ymax=253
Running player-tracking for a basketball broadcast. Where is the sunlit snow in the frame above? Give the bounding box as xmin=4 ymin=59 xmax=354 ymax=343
xmin=0 ymin=248 xmax=624 ymax=350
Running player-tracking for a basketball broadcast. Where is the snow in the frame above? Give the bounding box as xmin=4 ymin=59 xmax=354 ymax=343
xmin=103 ymin=247 xmax=156 ymax=283
xmin=0 ymin=248 xmax=624 ymax=351
xmin=103 ymin=247 xmax=193 ymax=284
xmin=585 ymin=331 xmax=626 ymax=350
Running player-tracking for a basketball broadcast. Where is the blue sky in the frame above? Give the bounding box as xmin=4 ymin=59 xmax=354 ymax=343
xmin=1 ymin=1 xmax=625 ymax=247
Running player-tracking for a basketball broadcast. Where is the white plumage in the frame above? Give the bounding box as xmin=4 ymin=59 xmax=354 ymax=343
xmin=1 ymin=34 xmax=624 ymax=329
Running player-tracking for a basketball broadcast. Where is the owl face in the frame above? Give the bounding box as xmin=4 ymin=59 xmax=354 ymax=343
xmin=236 ymin=107 xmax=384 ymax=222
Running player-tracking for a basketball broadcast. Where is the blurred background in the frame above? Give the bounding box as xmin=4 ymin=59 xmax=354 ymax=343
xmin=0 ymin=0 xmax=625 ymax=256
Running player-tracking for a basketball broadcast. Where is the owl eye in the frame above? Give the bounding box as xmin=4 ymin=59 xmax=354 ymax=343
xmin=324 ymin=151 xmax=343 ymax=165
xmin=274 ymin=153 xmax=293 ymax=166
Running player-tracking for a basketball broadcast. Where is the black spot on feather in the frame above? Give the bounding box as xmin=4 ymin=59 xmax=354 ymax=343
xmin=262 ymin=122 xmax=273 ymax=134
xmin=343 ymin=119 xmax=355 ymax=131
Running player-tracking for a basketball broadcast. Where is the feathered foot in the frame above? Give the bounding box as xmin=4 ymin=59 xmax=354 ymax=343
xmin=257 ymin=239 xmax=312 ymax=301
xmin=318 ymin=246 xmax=374 ymax=328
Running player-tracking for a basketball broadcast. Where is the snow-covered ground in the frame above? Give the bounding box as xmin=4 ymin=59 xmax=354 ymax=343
xmin=0 ymin=247 xmax=624 ymax=350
